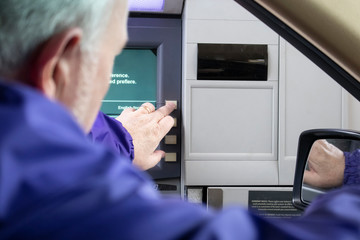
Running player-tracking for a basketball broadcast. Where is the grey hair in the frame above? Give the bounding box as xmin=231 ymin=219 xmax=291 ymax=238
xmin=0 ymin=0 xmax=116 ymax=77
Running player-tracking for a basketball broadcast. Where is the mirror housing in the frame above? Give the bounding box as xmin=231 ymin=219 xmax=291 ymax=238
xmin=293 ymin=129 xmax=360 ymax=210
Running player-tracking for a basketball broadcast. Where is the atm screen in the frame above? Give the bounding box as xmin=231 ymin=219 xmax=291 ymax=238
xmin=101 ymin=49 xmax=157 ymax=116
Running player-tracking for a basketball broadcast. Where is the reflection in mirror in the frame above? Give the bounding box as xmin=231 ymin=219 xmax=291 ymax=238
xmin=302 ymin=139 xmax=360 ymax=203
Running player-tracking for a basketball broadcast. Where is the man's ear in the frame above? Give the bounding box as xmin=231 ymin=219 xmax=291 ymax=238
xmin=29 ymin=28 xmax=83 ymax=98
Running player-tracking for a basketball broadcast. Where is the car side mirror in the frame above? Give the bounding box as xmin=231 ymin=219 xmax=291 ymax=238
xmin=292 ymin=129 xmax=360 ymax=210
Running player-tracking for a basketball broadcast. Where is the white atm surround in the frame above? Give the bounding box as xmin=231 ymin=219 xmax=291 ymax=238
xmin=278 ymin=39 xmax=346 ymax=184
xmin=184 ymin=81 xmax=279 ymax=185
xmin=183 ymin=0 xmax=279 ymax=186
xmin=187 ymin=81 xmax=278 ymax=159
xmin=182 ymin=0 xmax=352 ymax=187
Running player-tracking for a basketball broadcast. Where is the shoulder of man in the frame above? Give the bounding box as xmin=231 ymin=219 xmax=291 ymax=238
xmin=0 ymin=81 xmax=157 ymax=235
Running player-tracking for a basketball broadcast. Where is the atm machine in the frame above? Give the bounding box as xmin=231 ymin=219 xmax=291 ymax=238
xmin=100 ymin=0 xmax=184 ymax=195
xmin=102 ymin=0 xmax=307 ymax=218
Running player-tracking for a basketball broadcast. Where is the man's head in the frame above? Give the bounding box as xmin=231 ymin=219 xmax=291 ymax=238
xmin=0 ymin=0 xmax=128 ymax=132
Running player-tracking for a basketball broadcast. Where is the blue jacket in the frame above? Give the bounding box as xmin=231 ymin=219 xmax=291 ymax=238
xmin=0 ymin=81 xmax=359 ymax=239
xmin=344 ymin=150 xmax=360 ymax=185
xmin=89 ymin=111 xmax=134 ymax=163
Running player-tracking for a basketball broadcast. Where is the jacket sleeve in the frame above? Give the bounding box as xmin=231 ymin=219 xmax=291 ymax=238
xmin=18 ymin=184 xmax=359 ymax=240
xmin=4 ymin=141 xmax=360 ymax=240
xmin=88 ymin=111 xmax=134 ymax=162
xmin=344 ymin=150 xmax=360 ymax=185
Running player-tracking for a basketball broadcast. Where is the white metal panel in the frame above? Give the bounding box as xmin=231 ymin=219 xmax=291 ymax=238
xmin=186 ymin=20 xmax=278 ymax=45
xmin=284 ymin=42 xmax=343 ymax=156
xmin=278 ymin=39 xmax=344 ymax=184
xmin=183 ymin=0 xmax=280 ymax=187
xmin=185 ymin=81 xmax=278 ymax=161
xmin=278 ymin=156 xmax=297 ymax=185
xmin=267 ymin=44 xmax=279 ymax=81
xmin=185 ymin=43 xmax=197 ymax=80
xmin=185 ymin=160 xmax=278 ymax=185
xmin=185 ymin=0 xmax=258 ymax=21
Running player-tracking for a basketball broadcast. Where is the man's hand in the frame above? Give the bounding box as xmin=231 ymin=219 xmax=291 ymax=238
xmin=303 ymin=140 xmax=345 ymax=188
xmin=116 ymin=102 xmax=176 ymax=170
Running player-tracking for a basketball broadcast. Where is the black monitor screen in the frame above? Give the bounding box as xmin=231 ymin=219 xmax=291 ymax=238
xmin=101 ymin=49 xmax=157 ymax=116
xmin=197 ymin=44 xmax=268 ymax=81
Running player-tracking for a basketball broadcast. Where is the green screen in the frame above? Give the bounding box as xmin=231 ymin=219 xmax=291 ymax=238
xmin=101 ymin=49 xmax=157 ymax=116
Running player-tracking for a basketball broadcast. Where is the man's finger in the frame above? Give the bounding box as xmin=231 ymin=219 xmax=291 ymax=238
xmin=146 ymin=150 xmax=166 ymax=170
xmin=158 ymin=116 xmax=175 ymax=137
xmin=153 ymin=102 xmax=176 ymax=122
xmin=137 ymin=102 xmax=156 ymax=115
